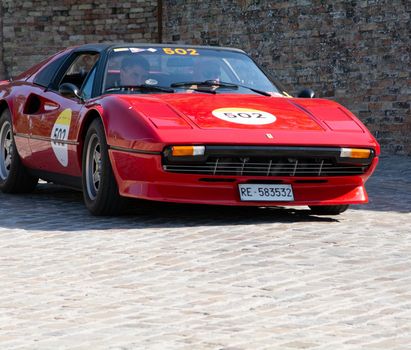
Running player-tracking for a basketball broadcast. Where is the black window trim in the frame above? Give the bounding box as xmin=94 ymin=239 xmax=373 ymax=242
xmin=96 ymin=48 xmax=111 ymax=97
xmin=47 ymin=50 xmax=102 ymax=95
xmin=79 ymin=63 xmax=99 ymax=101
xmin=32 ymin=52 xmax=71 ymax=89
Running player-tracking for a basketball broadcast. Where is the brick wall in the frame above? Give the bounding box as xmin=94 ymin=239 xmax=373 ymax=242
xmin=0 ymin=0 xmax=158 ymax=78
xmin=0 ymin=0 xmax=410 ymax=154
xmin=0 ymin=5 xmax=5 ymax=79
xmin=163 ymin=0 xmax=411 ymax=155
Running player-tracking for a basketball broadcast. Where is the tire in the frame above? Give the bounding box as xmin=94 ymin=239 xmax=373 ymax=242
xmin=0 ymin=109 xmax=38 ymax=193
xmin=309 ymin=205 xmax=349 ymax=215
xmin=82 ymin=118 xmax=126 ymax=216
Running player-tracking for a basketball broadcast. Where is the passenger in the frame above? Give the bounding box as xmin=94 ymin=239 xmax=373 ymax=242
xmin=193 ymin=59 xmax=221 ymax=82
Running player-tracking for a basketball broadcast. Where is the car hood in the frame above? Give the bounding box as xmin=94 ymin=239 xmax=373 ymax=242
xmin=104 ymin=93 xmax=378 ymax=153
xmin=126 ymin=93 xmax=366 ymax=133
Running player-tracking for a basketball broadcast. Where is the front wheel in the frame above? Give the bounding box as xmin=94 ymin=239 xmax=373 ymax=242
xmin=82 ymin=118 xmax=125 ymax=215
xmin=0 ymin=109 xmax=38 ymax=193
xmin=309 ymin=205 xmax=349 ymax=215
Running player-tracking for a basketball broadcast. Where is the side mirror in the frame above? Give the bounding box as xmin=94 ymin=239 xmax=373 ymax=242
xmin=297 ymin=88 xmax=315 ymax=98
xmin=59 ymin=83 xmax=82 ymax=99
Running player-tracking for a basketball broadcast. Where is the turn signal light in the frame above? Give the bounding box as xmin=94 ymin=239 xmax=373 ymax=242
xmin=171 ymin=145 xmax=205 ymax=156
xmin=340 ymin=148 xmax=371 ymax=159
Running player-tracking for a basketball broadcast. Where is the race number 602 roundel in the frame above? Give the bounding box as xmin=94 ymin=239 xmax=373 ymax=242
xmin=212 ymin=108 xmax=276 ymax=125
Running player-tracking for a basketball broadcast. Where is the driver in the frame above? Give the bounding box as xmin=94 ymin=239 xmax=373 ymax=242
xmin=120 ymin=56 xmax=150 ymax=86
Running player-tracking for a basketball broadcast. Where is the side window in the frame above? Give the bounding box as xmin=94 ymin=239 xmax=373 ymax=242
xmin=33 ymin=53 xmax=69 ymax=88
xmin=81 ymin=65 xmax=97 ymax=100
xmin=59 ymin=53 xmax=99 ymax=91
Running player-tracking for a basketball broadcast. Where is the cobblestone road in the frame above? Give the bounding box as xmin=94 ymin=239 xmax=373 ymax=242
xmin=0 ymin=156 xmax=410 ymax=350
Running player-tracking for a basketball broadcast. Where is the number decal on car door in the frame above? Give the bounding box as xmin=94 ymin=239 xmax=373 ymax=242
xmin=50 ymin=109 xmax=72 ymax=167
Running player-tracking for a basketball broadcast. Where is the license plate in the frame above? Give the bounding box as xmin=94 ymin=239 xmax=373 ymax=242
xmin=238 ymin=184 xmax=294 ymax=201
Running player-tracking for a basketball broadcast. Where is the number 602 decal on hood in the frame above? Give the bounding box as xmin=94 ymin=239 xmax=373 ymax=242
xmin=50 ymin=109 xmax=72 ymax=167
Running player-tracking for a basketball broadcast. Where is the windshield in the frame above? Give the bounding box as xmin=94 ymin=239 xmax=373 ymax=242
xmin=103 ymin=46 xmax=282 ymax=95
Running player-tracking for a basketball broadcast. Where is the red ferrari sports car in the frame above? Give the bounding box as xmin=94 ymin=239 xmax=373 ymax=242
xmin=0 ymin=43 xmax=379 ymax=215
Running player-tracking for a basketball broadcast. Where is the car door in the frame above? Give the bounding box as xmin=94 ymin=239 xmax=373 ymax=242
xmin=27 ymin=52 xmax=99 ymax=177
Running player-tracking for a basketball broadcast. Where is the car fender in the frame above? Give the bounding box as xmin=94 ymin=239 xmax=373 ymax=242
xmin=0 ymin=84 xmax=13 ymax=118
xmin=80 ymin=95 xmax=162 ymax=153
xmin=0 ymin=91 xmax=33 ymax=164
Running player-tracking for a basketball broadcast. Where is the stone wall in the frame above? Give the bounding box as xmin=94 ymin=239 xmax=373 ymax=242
xmin=0 ymin=5 xmax=5 ymax=79
xmin=163 ymin=0 xmax=410 ymax=155
xmin=0 ymin=0 xmax=158 ymax=78
xmin=0 ymin=0 xmax=410 ymax=154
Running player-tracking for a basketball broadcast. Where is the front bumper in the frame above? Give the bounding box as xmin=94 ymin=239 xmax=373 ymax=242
xmin=109 ymin=148 xmax=379 ymax=207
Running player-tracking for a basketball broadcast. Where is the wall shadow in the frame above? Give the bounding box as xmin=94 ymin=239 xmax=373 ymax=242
xmin=1 ymin=156 xmax=409 ymax=232
xmin=0 ymin=183 xmax=337 ymax=232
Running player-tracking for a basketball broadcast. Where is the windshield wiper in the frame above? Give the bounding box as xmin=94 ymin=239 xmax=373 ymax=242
xmin=238 ymin=85 xmax=271 ymax=97
xmin=171 ymin=80 xmax=238 ymax=89
xmin=170 ymin=80 xmax=231 ymax=94
xmin=106 ymin=84 xmax=175 ymax=93
xmin=171 ymin=80 xmax=271 ymax=96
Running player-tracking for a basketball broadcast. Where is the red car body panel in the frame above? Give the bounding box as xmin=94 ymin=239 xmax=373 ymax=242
xmin=104 ymin=94 xmax=378 ymax=150
xmin=0 ymin=44 xmax=380 ymax=209
xmin=109 ymin=150 xmax=378 ymax=206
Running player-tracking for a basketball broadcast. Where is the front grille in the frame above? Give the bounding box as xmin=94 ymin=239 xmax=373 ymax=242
xmin=162 ymin=146 xmax=374 ymax=177
xmin=163 ymin=156 xmax=368 ymax=177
